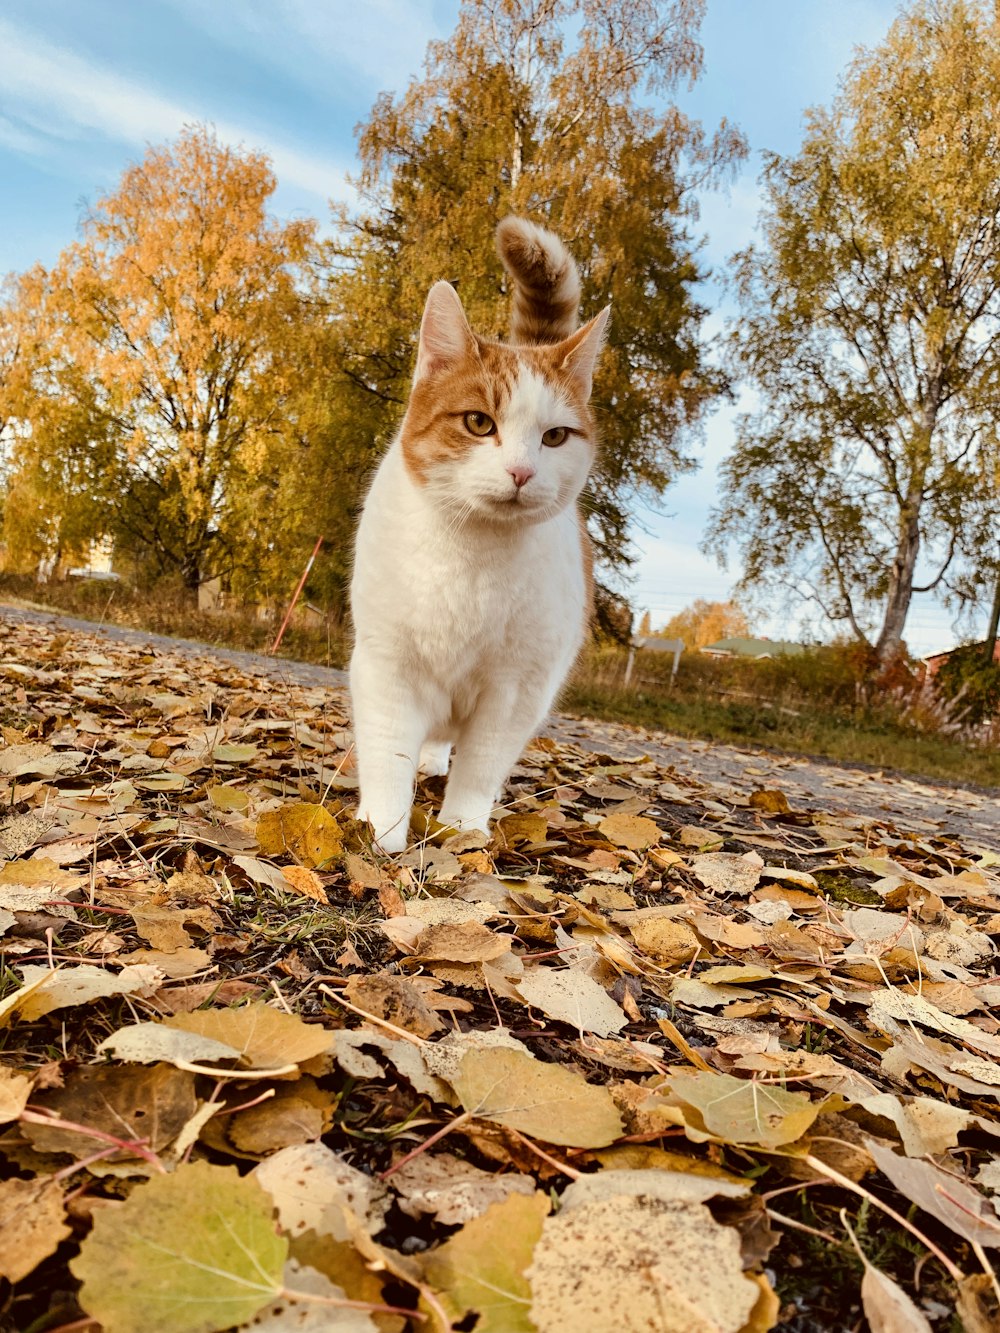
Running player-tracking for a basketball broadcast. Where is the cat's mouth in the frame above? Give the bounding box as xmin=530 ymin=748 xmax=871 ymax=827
xmin=479 ymin=491 xmax=554 ymax=523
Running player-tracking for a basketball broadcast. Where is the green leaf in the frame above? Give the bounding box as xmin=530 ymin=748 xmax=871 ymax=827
xmin=452 ymin=1047 xmax=623 ymax=1148
xmin=422 ymin=1192 xmax=549 ymax=1332
xmin=72 ymin=1160 xmax=287 ymax=1333
xmin=666 ymin=1070 xmax=821 ymax=1150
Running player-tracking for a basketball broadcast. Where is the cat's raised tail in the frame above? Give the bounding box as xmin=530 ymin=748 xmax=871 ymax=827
xmin=496 ymin=216 xmax=582 ymax=346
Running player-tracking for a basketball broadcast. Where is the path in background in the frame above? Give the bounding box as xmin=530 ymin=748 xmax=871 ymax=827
xmin=3 ymin=602 xmax=997 ymax=850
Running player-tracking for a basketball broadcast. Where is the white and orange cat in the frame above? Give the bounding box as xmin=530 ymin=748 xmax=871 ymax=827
xmin=350 ymin=217 xmax=609 ymax=853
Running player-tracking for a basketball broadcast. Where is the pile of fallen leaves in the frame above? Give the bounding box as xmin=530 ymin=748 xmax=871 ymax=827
xmin=1 ymin=617 xmax=999 ymax=1333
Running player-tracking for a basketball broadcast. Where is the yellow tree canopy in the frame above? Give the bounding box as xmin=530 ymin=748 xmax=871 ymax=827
xmin=660 ymin=598 xmax=749 ymax=649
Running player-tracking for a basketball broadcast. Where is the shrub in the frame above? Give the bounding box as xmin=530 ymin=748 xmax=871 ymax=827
xmin=933 ymin=645 xmax=1000 ymax=727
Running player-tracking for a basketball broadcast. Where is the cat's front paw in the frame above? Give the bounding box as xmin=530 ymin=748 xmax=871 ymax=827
xmin=359 ymin=811 xmax=410 ymax=856
xmin=437 ymin=808 xmax=492 ymax=838
xmin=418 ymin=741 xmax=452 ymax=777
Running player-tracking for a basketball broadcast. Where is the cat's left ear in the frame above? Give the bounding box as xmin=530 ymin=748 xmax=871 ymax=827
xmin=552 ymin=306 xmax=610 ymax=398
xmin=414 ymin=281 xmax=477 ymax=384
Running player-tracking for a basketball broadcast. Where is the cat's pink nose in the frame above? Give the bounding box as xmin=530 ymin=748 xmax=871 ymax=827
xmin=507 ymin=465 xmax=535 ymax=489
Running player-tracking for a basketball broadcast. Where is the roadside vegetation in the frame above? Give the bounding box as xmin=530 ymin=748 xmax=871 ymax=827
xmin=4 ymin=573 xmax=998 ymax=791
xmin=564 ymin=643 xmax=1000 ymax=790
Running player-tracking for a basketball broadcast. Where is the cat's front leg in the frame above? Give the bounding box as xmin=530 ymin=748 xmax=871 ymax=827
xmin=350 ymin=649 xmax=427 ymax=854
xmin=438 ymin=686 xmax=538 ymax=836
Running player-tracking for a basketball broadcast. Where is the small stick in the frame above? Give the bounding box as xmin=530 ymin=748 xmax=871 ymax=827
xmin=320 ymin=984 xmax=429 ymax=1046
xmin=380 ymin=1112 xmax=471 ymax=1180
xmin=802 ymin=1154 xmax=964 ymax=1284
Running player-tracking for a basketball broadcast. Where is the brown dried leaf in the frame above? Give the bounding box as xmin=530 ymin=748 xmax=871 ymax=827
xmin=253 ymin=1142 xmax=388 ymax=1241
xmin=0 ymin=1066 xmax=32 ymax=1124
xmin=597 ymin=812 xmax=661 ymax=850
xmin=0 ymin=1176 xmax=71 ymax=1283
xmin=860 ymin=1262 xmax=933 ymax=1333
xmin=390 ymin=1149 xmax=536 ymax=1225
xmin=280 ymin=864 xmax=330 ymax=904
xmin=689 ymin=852 xmax=762 ymax=897
xmin=865 ymin=1140 xmax=1000 ymax=1247
xmin=514 ymin=967 xmax=627 ymax=1036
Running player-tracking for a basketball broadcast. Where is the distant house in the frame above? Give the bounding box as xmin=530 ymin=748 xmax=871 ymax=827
xmin=924 ymin=640 xmax=1000 ymax=675
xmin=700 ymin=636 xmax=805 ymax=659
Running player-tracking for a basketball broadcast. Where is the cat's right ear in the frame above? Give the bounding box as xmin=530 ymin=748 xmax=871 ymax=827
xmin=414 ymin=282 xmax=476 ymax=384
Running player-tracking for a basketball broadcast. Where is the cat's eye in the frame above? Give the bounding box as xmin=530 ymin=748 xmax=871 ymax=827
xmin=542 ymin=426 xmax=569 ymax=448
xmin=464 ymin=411 xmax=496 ymax=437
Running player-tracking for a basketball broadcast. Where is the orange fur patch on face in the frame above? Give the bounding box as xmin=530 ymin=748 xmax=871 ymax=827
xmin=401 ymin=337 xmax=598 ymax=486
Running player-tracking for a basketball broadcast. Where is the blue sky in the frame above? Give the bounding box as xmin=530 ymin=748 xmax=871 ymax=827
xmin=0 ymin=0 xmax=971 ymax=653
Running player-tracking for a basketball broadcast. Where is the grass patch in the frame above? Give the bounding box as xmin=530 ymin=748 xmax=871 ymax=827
xmin=565 ymin=646 xmax=1000 ymax=789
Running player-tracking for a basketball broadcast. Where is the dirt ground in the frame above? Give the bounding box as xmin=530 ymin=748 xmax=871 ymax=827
xmin=3 ymin=602 xmax=997 ymax=852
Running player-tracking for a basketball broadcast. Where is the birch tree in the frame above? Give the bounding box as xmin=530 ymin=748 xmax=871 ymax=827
xmin=711 ymin=0 xmax=1000 ymax=661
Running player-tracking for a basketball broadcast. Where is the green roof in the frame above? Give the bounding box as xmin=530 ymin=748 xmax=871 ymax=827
xmin=701 ymin=637 xmax=806 ymax=658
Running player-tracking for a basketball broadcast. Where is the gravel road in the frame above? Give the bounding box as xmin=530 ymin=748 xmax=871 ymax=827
xmin=3 ymin=602 xmax=997 ymax=851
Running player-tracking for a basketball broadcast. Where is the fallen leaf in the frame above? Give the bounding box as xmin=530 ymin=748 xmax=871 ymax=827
xmin=72 ymin=1160 xmax=287 ymax=1333
xmin=248 ymin=1259 xmax=379 ymax=1331
xmin=165 ymin=1001 xmax=332 ymax=1069
xmin=865 ymin=1140 xmax=1000 ymax=1248
xmin=689 ymin=852 xmax=762 ymax=897
xmin=0 ymin=1066 xmax=33 ymax=1124
xmin=97 ymin=1021 xmax=244 ymax=1069
xmin=597 ymin=812 xmax=661 ymax=850
xmin=391 ymin=1149 xmax=536 ymax=1225
xmin=861 ymin=1261 xmax=933 ymax=1333
xmin=422 ymin=1191 xmax=549 ymax=1332
xmin=514 ymin=967 xmax=627 ymax=1036
xmin=414 ymin=921 xmax=511 ymax=963
xmin=667 ymin=1071 xmax=822 ymax=1149
xmin=26 ymin=1063 xmax=197 ymax=1164
xmin=527 ymin=1193 xmax=759 ymax=1332
xmin=256 ymin=803 xmax=343 ymax=868
xmin=451 ymin=1047 xmax=623 ymax=1147
xmin=627 ymin=915 xmax=700 ymax=963
xmin=280 ymin=864 xmax=329 ymax=904
xmin=749 ymin=789 xmax=791 ymax=815
xmin=341 ymin=973 xmax=443 ymax=1039
xmin=253 ymin=1142 xmax=388 ymax=1241
xmin=0 ymin=1176 xmax=71 ymax=1283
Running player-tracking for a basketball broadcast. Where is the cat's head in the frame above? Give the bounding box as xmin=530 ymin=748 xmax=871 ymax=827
xmin=399 ymin=281 xmax=608 ymax=527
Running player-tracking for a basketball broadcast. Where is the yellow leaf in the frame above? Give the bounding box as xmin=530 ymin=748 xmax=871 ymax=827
xmin=452 ymin=1047 xmax=623 ymax=1148
xmin=256 ymin=802 xmax=342 ymax=868
xmin=597 ymin=812 xmax=661 ymax=850
xmin=280 ymin=864 xmax=329 ymax=904
xmin=166 ymin=1001 xmax=332 ymax=1068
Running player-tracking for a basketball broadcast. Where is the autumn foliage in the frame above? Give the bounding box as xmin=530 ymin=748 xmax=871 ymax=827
xmin=654 ymin=597 xmax=749 ymax=649
xmin=0 ymin=1 xmax=745 ymax=619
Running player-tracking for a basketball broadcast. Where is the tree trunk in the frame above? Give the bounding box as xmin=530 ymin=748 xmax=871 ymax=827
xmin=180 ymin=547 xmax=202 ymax=593
xmin=875 ymin=497 xmax=921 ymax=662
xmin=985 ymin=566 xmax=1000 ymax=666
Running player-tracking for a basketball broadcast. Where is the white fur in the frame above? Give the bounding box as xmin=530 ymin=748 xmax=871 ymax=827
xmin=350 ymin=363 xmax=592 ymax=853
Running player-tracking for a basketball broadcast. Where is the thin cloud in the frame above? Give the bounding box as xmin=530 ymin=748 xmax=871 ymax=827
xmin=0 ymin=16 xmax=353 ymax=202
xmin=159 ymin=0 xmax=445 ymax=98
